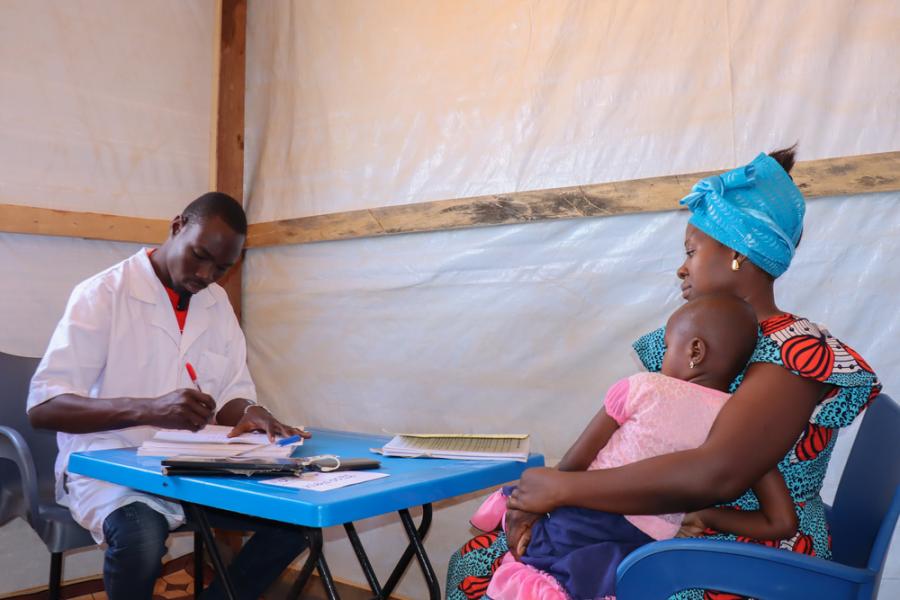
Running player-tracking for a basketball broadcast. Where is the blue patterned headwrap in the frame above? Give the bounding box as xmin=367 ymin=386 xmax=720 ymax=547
xmin=680 ymin=152 xmax=805 ymax=277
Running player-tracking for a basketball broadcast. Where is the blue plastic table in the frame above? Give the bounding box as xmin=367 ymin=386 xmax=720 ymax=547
xmin=68 ymin=429 xmax=544 ymax=599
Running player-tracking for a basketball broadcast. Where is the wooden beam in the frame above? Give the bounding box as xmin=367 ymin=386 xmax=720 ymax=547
xmin=3 ymin=151 xmax=898 ymax=248
xmin=245 ymin=150 xmax=900 ymax=248
xmin=0 ymin=204 xmax=168 ymax=244
xmin=210 ymin=0 xmax=247 ymax=319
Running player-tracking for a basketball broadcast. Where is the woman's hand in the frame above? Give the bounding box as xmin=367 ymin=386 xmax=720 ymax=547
xmin=226 ymin=405 xmax=310 ymax=441
xmin=507 ymin=467 xmax=568 ymax=514
xmin=505 ymin=508 xmax=540 ymax=560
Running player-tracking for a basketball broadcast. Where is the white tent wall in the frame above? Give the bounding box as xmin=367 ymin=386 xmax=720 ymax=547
xmin=242 ymin=1 xmax=900 ymax=598
xmin=244 ymin=0 xmax=899 ymax=220
xmin=0 ymin=0 xmax=216 ymax=594
xmin=0 ymin=0 xmax=216 ymax=218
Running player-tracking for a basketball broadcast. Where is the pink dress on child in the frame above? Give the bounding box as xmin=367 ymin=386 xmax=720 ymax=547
xmin=479 ymin=372 xmax=730 ymax=600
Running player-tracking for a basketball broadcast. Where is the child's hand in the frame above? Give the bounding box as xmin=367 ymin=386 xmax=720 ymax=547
xmin=506 ymin=508 xmax=540 ymax=560
xmin=676 ymin=511 xmax=708 ymax=538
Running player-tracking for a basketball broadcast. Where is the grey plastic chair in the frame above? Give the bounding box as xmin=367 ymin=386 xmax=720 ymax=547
xmin=0 ymin=351 xmax=203 ymax=599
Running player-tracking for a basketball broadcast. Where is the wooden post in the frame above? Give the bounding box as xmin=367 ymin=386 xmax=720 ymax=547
xmin=208 ymin=0 xmax=248 ymax=558
xmin=210 ymin=0 xmax=247 ymax=320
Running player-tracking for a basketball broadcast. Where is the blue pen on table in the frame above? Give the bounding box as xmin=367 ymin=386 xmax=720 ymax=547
xmin=232 ymin=432 xmax=303 ymax=457
xmin=277 ymin=434 xmax=302 ymax=447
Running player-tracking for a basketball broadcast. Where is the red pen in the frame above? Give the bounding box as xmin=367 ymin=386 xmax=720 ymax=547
xmin=185 ymin=362 xmax=202 ymax=393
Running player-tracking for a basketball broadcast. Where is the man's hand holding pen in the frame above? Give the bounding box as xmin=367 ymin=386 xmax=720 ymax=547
xmin=145 ymin=389 xmax=217 ymax=431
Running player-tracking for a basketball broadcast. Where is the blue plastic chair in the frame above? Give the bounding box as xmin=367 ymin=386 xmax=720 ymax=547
xmin=0 ymin=352 xmax=203 ymax=599
xmin=616 ymin=393 xmax=900 ymax=599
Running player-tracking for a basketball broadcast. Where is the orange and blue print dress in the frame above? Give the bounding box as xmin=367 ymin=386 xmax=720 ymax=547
xmin=446 ymin=313 xmax=881 ymax=600
xmin=632 ymin=313 xmax=881 ymax=600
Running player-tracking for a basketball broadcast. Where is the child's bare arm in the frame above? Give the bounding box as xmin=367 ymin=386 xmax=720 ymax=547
xmin=556 ymin=409 xmax=620 ymax=472
xmin=688 ymin=467 xmax=798 ymax=540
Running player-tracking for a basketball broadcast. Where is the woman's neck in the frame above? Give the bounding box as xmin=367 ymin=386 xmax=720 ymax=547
xmin=740 ymin=282 xmax=784 ymax=322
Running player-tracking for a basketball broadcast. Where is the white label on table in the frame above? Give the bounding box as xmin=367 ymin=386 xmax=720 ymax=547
xmin=261 ymin=471 xmax=389 ymax=492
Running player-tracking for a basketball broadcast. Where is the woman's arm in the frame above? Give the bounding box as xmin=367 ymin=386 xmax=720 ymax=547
xmin=508 ymin=390 xmax=622 ymax=553
xmin=556 ymin=408 xmax=620 ymax=471
xmin=689 ymin=468 xmax=798 ymax=540
xmin=508 ymin=363 xmax=826 ymax=515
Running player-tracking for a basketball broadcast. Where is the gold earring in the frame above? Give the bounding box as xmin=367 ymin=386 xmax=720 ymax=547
xmin=689 ymin=360 xmax=695 ymax=369
xmin=731 ymin=258 xmax=741 ymax=271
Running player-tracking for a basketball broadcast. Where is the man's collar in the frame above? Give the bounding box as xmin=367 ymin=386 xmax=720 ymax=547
xmin=129 ymin=248 xmax=216 ymax=309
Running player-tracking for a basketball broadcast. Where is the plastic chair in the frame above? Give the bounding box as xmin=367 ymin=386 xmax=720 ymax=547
xmin=0 ymin=351 xmax=203 ymax=599
xmin=616 ymin=393 xmax=900 ymax=599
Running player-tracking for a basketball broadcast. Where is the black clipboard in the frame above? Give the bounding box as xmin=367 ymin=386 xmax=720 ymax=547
xmin=160 ymin=455 xmax=381 ymax=476
xmin=160 ymin=456 xmax=307 ymax=477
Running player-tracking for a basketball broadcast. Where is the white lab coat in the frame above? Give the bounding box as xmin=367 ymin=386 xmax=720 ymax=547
xmin=27 ymin=249 xmax=257 ymax=542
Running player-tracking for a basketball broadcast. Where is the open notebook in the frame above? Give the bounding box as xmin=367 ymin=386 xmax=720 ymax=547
xmin=379 ymin=433 xmax=530 ymax=462
xmin=138 ymin=424 xmax=303 ymax=458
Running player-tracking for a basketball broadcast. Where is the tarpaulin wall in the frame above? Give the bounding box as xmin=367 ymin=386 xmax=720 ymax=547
xmin=242 ymin=1 xmax=900 ymax=598
xmin=0 ymin=0 xmax=216 ymax=593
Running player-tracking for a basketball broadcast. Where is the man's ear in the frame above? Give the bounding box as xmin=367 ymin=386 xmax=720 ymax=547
xmin=170 ymin=214 xmax=186 ymax=237
xmin=689 ymin=337 xmax=707 ymax=367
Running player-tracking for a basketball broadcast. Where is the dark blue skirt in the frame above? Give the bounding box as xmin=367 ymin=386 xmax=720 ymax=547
xmin=520 ymin=506 xmax=654 ymax=599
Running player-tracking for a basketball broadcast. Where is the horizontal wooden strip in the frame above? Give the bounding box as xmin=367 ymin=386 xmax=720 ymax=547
xmin=245 ymin=150 xmax=900 ymax=248
xmin=0 ymin=204 xmax=169 ymax=244
xmin=2 ymin=151 xmax=898 ymax=247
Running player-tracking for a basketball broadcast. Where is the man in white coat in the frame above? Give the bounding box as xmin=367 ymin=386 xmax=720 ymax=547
xmin=27 ymin=192 xmax=309 ymax=600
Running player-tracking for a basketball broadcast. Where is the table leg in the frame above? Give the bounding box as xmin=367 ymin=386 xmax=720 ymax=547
xmin=193 ymin=530 xmax=204 ymax=599
xmin=332 ymin=504 xmax=438 ymax=600
xmin=183 ymin=503 xmax=237 ymax=600
xmin=344 ymin=522 xmax=384 ymax=598
xmin=287 ymin=527 xmax=324 ymax=599
xmin=397 ymin=507 xmax=440 ymax=600
xmin=381 ymin=504 xmax=433 ymax=599
xmin=316 ymin=553 xmax=341 ymax=600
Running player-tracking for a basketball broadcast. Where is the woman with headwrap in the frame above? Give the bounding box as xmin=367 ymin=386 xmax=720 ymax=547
xmin=446 ymin=147 xmax=882 ymax=600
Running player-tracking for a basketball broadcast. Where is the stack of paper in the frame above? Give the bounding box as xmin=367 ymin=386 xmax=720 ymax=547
xmin=137 ymin=425 xmax=302 ymax=458
xmin=380 ymin=433 xmax=530 ymax=462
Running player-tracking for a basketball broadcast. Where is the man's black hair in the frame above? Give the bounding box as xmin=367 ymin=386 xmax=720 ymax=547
xmin=182 ymin=192 xmax=248 ymax=235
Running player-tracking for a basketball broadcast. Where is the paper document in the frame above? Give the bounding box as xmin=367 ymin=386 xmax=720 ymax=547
xmin=153 ymin=425 xmax=276 ymax=445
xmin=137 ymin=442 xmax=297 ymax=458
xmin=261 ymin=471 xmax=389 ymax=492
xmin=381 ymin=434 xmax=530 ymax=462
xmin=138 ymin=424 xmax=303 ymax=458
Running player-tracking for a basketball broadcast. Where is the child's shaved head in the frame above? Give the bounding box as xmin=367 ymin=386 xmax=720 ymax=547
xmin=663 ymin=294 xmax=758 ymax=391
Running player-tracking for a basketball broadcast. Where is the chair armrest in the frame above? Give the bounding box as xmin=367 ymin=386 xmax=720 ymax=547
xmin=0 ymin=426 xmax=42 ymax=527
xmin=616 ymin=538 xmax=874 ymax=599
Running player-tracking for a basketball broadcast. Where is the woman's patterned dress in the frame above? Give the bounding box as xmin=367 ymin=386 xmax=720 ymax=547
xmin=446 ymin=314 xmax=881 ymax=600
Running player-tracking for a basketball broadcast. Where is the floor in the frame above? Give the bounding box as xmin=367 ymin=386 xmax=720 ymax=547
xmin=2 ymin=553 xmax=393 ymax=600
xmin=2 ymin=553 xmax=210 ymax=600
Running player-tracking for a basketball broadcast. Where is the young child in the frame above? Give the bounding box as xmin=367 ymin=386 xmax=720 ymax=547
xmin=472 ymin=294 xmax=798 ymax=600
